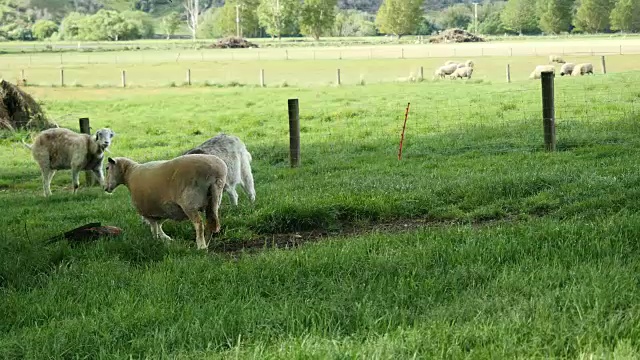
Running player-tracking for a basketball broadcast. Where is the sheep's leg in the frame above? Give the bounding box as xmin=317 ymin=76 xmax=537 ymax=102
xmin=185 ymin=210 xmax=207 ymax=250
xmin=71 ymin=168 xmax=80 ymax=194
xmin=156 ymin=221 xmax=172 ymax=241
xmin=91 ymin=168 xmax=105 ymax=188
xmin=240 ymin=164 xmax=256 ymax=203
xmin=42 ymin=168 xmax=55 ymax=197
xmin=226 ymin=184 xmax=239 ymax=206
xmin=145 ymin=218 xmax=172 ymax=241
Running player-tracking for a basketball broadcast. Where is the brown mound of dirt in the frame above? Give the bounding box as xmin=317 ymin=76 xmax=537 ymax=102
xmin=0 ymin=79 xmax=55 ymax=131
xmin=209 ymin=36 xmax=259 ymax=49
xmin=429 ymin=28 xmax=485 ymax=43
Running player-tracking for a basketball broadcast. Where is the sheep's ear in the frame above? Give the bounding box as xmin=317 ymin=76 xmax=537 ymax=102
xmin=108 ymin=158 xmax=116 ymax=165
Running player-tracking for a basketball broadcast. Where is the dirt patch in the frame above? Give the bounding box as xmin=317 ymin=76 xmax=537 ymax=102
xmin=429 ymin=28 xmax=485 ymax=44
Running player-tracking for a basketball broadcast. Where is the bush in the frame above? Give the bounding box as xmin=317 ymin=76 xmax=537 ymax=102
xmin=32 ymin=20 xmax=59 ymax=40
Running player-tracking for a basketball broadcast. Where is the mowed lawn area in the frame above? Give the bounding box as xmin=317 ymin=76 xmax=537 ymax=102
xmin=1 ymin=65 xmax=640 ymax=358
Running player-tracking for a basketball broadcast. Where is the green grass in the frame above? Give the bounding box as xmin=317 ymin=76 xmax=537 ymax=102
xmin=1 ymin=69 xmax=640 ymax=358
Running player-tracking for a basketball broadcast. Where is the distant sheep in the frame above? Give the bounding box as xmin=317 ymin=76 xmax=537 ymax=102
xmin=183 ymin=133 xmax=256 ymax=206
xmin=529 ymin=65 xmax=556 ymax=80
xmin=105 ymin=154 xmax=227 ymax=251
xmin=465 ymin=60 xmax=475 ymax=68
xmin=450 ymin=66 xmax=474 ymax=80
xmin=433 ymin=63 xmax=458 ymax=79
xmin=549 ymin=55 xmax=566 ymax=64
xmin=444 ymin=60 xmax=459 ymax=66
xmin=22 ymin=127 xmax=115 ymax=197
xmin=571 ymin=63 xmax=594 ymax=76
xmin=560 ymin=63 xmax=575 ymax=76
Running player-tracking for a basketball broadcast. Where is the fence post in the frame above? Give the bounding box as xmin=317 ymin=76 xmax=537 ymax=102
xmin=506 ymin=64 xmax=511 ymax=83
xmin=186 ymin=69 xmax=191 ymax=85
xmin=401 ymin=48 xmax=404 ymax=59
xmin=79 ymin=118 xmax=95 ymax=186
xmin=620 ymin=45 xmax=622 ymax=55
xmin=121 ymin=70 xmax=126 ymax=88
xmin=288 ymin=99 xmax=300 ymax=168
xmin=20 ymin=69 xmax=25 ymax=81
xmin=419 ymin=66 xmax=424 ymax=81
xmin=336 ymin=69 xmax=341 ymax=85
xmin=60 ymin=68 xmax=64 ymax=87
xmin=600 ymin=56 xmax=607 ymax=74
xmin=540 ymin=71 xmax=556 ymax=152
xmin=285 ymin=50 xmax=288 ymax=60
xmin=260 ymin=69 xmax=265 ymax=87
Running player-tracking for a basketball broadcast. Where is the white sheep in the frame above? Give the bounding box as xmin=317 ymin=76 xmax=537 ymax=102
xmin=450 ymin=66 xmax=474 ymax=80
xmin=571 ymin=63 xmax=594 ymax=76
xmin=465 ymin=60 xmax=474 ymax=68
xmin=104 ymin=154 xmax=228 ymax=251
xmin=22 ymin=127 xmax=115 ymax=197
xmin=529 ymin=65 xmax=556 ymax=80
xmin=444 ymin=60 xmax=459 ymax=66
xmin=549 ymin=55 xmax=566 ymax=64
xmin=560 ymin=63 xmax=575 ymax=76
xmin=433 ymin=63 xmax=458 ymax=79
xmin=183 ymin=133 xmax=256 ymax=206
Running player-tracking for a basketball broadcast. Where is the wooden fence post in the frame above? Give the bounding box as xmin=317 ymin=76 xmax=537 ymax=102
xmin=600 ymin=56 xmax=607 ymax=74
xmin=540 ymin=71 xmax=556 ymax=152
xmin=336 ymin=69 xmax=341 ymax=85
xmin=79 ymin=118 xmax=95 ymax=186
xmin=186 ymin=69 xmax=191 ymax=85
xmin=288 ymin=99 xmax=300 ymax=168
xmin=506 ymin=64 xmax=511 ymax=83
xmin=60 ymin=68 xmax=64 ymax=87
xmin=419 ymin=66 xmax=424 ymax=81
xmin=121 ymin=70 xmax=126 ymax=88
xmin=260 ymin=69 xmax=265 ymax=87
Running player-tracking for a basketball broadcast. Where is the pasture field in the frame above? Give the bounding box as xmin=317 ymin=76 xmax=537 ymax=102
xmin=1 ymin=37 xmax=640 ymax=87
xmin=1 ymin=63 xmax=640 ymax=357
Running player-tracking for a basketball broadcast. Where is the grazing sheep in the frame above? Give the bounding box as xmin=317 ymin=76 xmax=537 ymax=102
xmin=444 ymin=60 xmax=459 ymax=66
xmin=549 ymin=55 xmax=566 ymax=64
xmin=560 ymin=62 xmax=576 ymax=76
xmin=465 ymin=60 xmax=475 ymax=68
xmin=433 ymin=63 xmax=458 ymax=79
xmin=450 ymin=66 xmax=474 ymax=80
xmin=183 ymin=133 xmax=256 ymax=206
xmin=22 ymin=127 xmax=115 ymax=197
xmin=571 ymin=63 xmax=594 ymax=76
xmin=529 ymin=65 xmax=556 ymax=79
xmin=104 ymin=154 xmax=227 ymax=251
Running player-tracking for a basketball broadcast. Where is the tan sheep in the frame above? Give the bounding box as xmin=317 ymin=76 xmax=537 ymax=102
xmin=571 ymin=63 xmax=594 ymax=76
xmin=23 ymin=127 xmax=115 ymax=197
xmin=560 ymin=63 xmax=575 ymax=76
xmin=549 ymin=55 xmax=566 ymax=64
xmin=450 ymin=66 xmax=474 ymax=80
xmin=104 ymin=154 xmax=227 ymax=251
xmin=529 ymin=65 xmax=556 ymax=80
xmin=433 ymin=63 xmax=458 ymax=79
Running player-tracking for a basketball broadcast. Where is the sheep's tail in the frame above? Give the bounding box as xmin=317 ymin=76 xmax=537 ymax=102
xmin=21 ymin=137 xmax=32 ymax=150
xmin=240 ymin=149 xmax=255 ymax=203
xmin=205 ymin=178 xmax=225 ymax=237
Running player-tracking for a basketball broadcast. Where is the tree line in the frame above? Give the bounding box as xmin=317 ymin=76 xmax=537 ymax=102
xmin=0 ymin=0 xmax=638 ymax=42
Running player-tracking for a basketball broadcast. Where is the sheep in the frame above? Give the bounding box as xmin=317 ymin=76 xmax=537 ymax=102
xmin=182 ymin=133 xmax=256 ymax=206
xmin=529 ymin=65 xmax=556 ymax=80
xmin=22 ymin=127 xmax=115 ymax=197
xmin=433 ymin=63 xmax=458 ymax=79
xmin=450 ymin=66 xmax=474 ymax=80
xmin=465 ymin=60 xmax=474 ymax=68
xmin=444 ymin=60 xmax=459 ymax=66
xmin=571 ymin=63 xmax=594 ymax=76
xmin=549 ymin=55 xmax=566 ymax=64
xmin=104 ymin=154 xmax=228 ymax=251
xmin=560 ymin=63 xmax=576 ymax=76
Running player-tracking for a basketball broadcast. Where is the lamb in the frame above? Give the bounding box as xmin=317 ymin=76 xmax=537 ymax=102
xmin=450 ymin=66 xmax=473 ymax=80
xmin=549 ymin=55 xmax=566 ymax=64
xmin=182 ymin=133 xmax=256 ymax=206
xmin=529 ymin=65 xmax=556 ymax=79
xmin=560 ymin=63 xmax=576 ymax=76
xmin=433 ymin=63 xmax=459 ymax=79
xmin=104 ymin=154 xmax=228 ymax=251
xmin=571 ymin=63 xmax=594 ymax=76
xmin=22 ymin=127 xmax=115 ymax=197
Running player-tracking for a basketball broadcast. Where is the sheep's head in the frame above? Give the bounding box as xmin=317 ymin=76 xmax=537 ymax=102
xmin=105 ymin=157 xmax=125 ymax=193
xmin=94 ymin=128 xmax=116 ymax=151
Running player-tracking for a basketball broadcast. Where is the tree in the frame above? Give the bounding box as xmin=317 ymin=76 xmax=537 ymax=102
xmin=257 ymin=0 xmax=300 ymax=39
xmin=332 ymin=9 xmax=376 ymax=36
xmin=31 ymin=19 xmax=58 ymax=39
xmin=59 ymin=11 xmax=87 ymax=39
xmin=299 ymin=0 xmax=337 ymax=40
xmin=500 ymin=0 xmax=539 ymax=34
xmin=538 ymin=0 xmax=573 ymax=34
xmin=161 ymin=11 xmax=181 ymax=39
xmin=573 ymin=0 xmax=614 ymax=33
xmin=610 ymin=0 xmax=640 ymax=32
xmin=202 ymin=0 xmax=261 ymax=38
xmin=183 ymin=0 xmax=201 ymax=40
xmin=375 ymin=0 xmax=423 ymax=38
xmin=437 ymin=4 xmax=473 ymax=30
xmin=121 ymin=10 xmax=155 ymax=38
